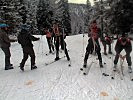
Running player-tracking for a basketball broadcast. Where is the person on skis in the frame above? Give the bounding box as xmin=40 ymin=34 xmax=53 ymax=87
xmin=83 ymin=20 xmax=103 ymax=68
xmin=44 ymin=28 xmax=54 ymax=53
xmin=0 ymin=24 xmax=16 ymax=70
xmin=102 ymin=33 xmax=113 ymax=55
xmin=18 ymin=24 xmax=40 ymax=71
xmin=53 ymin=20 xmax=70 ymax=61
xmin=114 ymin=33 xmax=132 ymax=73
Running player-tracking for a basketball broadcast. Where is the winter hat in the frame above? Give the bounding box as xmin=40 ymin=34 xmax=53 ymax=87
xmin=0 ymin=23 xmax=9 ymax=28
xmin=21 ymin=24 xmax=30 ymax=31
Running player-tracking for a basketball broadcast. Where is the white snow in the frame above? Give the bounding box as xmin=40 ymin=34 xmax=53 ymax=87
xmin=0 ymin=34 xmax=133 ymax=100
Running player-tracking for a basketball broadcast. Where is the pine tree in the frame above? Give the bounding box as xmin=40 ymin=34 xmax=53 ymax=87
xmin=0 ymin=0 xmax=22 ymax=34
xmin=111 ymin=0 xmax=133 ymax=34
xmin=61 ymin=0 xmax=71 ymax=35
xmin=36 ymin=0 xmax=53 ymax=30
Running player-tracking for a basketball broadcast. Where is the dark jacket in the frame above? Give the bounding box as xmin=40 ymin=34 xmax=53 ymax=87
xmin=18 ymin=29 xmax=39 ymax=48
xmin=0 ymin=29 xmax=15 ymax=48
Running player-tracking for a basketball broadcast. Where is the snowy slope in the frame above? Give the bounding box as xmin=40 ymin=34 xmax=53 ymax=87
xmin=0 ymin=34 xmax=133 ymax=100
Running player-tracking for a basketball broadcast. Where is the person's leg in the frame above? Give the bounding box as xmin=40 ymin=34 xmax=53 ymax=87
xmin=29 ymin=47 xmax=37 ymax=70
xmin=20 ymin=48 xmax=29 ymax=71
xmin=125 ymin=47 xmax=132 ymax=73
xmin=83 ymin=38 xmax=93 ymax=67
xmin=1 ymin=47 xmax=13 ymax=70
xmin=95 ymin=40 xmax=103 ymax=67
xmin=108 ymin=44 xmax=112 ymax=54
xmin=46 ymin=37 xmax=52 ymax=53
xmin=102 ymin=42 xmax=107 ymax=55
xmin=63 ymin=41 xmax=70 ymax=61
xmin=55 ymin=36 xmax=60 ymax=60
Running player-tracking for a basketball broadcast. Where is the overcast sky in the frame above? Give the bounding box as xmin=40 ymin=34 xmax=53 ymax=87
xmin=68 ymin=0 xmax=94 ymax=5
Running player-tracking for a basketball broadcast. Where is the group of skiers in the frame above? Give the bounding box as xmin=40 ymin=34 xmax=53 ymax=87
xmin=83 ymin=20 xmax=132 ymax=73
xmin=0 ymin=20 xmax=132 ymax=74
xmin=0 ymin=20 xmax=70 ymax=71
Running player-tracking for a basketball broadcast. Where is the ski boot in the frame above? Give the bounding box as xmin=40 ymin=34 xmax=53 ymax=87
xmin=108 ymin=51 xmax=112 ymax=54
xmin=128 ymin=66 xmax=132 ymax=73
xmin=113 ymin=64 xmax=117 ymax=71
xmin=31 ymin=65 xmax=37 ymax=70
xmin=83 ymin=60 xmax=87 ymax=68
xmin=55 ymin=57 xmax=60 ymax=61
xmin=5 ymin=65 xmax=14 ymax=70
xmin=99 ymin=62 xmax=103 ymax=68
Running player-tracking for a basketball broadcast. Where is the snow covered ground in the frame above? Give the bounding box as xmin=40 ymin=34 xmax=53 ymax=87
xmin=0 ymin=34 xmax=133 ymax=100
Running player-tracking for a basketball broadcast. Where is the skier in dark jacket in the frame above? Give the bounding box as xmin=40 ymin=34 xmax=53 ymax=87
xmin=53 ymin=21 xmax=70 ymax=61
xmin=83 ymin=20 xmax=103 ymax=68
xmin=18 ymin=27 xmax=40 ymax=71
xmin=114 ymin=33 xmax=132 ymax=73
xmin=0 ymin=24 xmax=16 ymax=70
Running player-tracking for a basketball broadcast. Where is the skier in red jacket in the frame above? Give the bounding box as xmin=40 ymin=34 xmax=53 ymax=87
xmin=83 ymin=20 xmax=103 ymax=68
xmin=114 ymin=33 xmax=132 ymax=73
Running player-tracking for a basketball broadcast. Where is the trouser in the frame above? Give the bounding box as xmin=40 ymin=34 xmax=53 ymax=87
xmin=1 ymin=47 xmax=11 ymax=67
xmin=46 ymin=37 xmax=54 ymax=52
xmin=114 ymin=46 xmax=132 ymax=66
xmin=102 ymin=41 xmax=112 ymax=53
xmin=84 ymin=38 xmax=102 ymax=63
xmin=55 ymin=36 xmax=70 ymax=59
xmin=20 ymin=47 xmax=35 ymax=67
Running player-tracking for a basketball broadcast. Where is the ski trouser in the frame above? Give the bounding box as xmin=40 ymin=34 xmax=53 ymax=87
xmin=114 ymin=45 xmax=132 ymax=66
xmin=84 ymin=38 xmax=102 ymax=63
xmin=1 ymin=47 xmax=11 ymax=67
xmin=55 ymin=36 xmax=70 ymax=60
xmin=20 ymin=47 xmax=35 ymax=67
xmin=46 ymin=37 xmax=54 ymax=52
xmin=102 ymin=41 xmax=112 ymax=53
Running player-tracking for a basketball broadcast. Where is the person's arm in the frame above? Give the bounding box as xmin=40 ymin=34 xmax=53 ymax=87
xmin=3 ymin=33 xmax=11 ymax=43
xmin=29 ymin=34 xmax=40 ymax=41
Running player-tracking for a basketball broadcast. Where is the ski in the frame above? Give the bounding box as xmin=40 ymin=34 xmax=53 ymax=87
xmin=111 ymin=68 xmax=124 ymax=80
xmin=68 ymin=60 xmax=71 ymax=67
xmin=45 ymin=56 xmax=65 ymax=66
xmin=45 ymin=52 xmax=55 ymax=56
xmin=80 ymin=61 xmax=94 ymax=75
xmin=99 ymin=65 xmax=109 ymax=77
xmin=128 ymin=72 xmax=133 ymax=81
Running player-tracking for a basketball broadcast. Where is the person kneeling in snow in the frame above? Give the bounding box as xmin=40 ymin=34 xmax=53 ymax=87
xmin=114 ymin=33 xmax=132 ymax=73
xmin=83 ymin=20 xmax=103 ymax=68
xmin=18 ymin=25 xmax=40 ymax=71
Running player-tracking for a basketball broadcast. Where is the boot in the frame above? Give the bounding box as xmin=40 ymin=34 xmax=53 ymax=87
xmin=128 ymin=66 xmax=132 ymax=73
xmin=99 ymin=62 xmax=103 ymax=68
xmin=108 ymin=51 xmax=112 ymax=54
xmin=19 ymin=64 xmax=24 ymax=71
xmin=31 ymin=65 xmax=37 ymax=70
xmin=67 ymin=57 xmax=70 ymax=61
xmin=55 ymin=57 xmax=60 ymax=61
xmin=83 ymin=60 xmax=87 ymax=68
xmin=113 ymin=64 xmax=117 ymax=71
xmin=5 ymin=65 xmax=14 ymax=70
xmin=104 ymin=52 xmax=107 ymax=55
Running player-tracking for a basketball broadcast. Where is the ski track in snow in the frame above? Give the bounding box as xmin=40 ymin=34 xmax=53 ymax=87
xmin=0 ymin=34 xmax=133 ymax=100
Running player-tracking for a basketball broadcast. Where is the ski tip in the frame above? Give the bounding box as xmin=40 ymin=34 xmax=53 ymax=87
xmin=104 ymin=62 xmax=106 ymax=65
xmin=68 ymin=64 xmax=71 ymax=67
xmin=80 ymin=68 xmax=83 ymax=71
xmin=111 ymin=77 xmax=114 ymax=79
xmin=83 ymin=73 xmax=87 ymax=75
